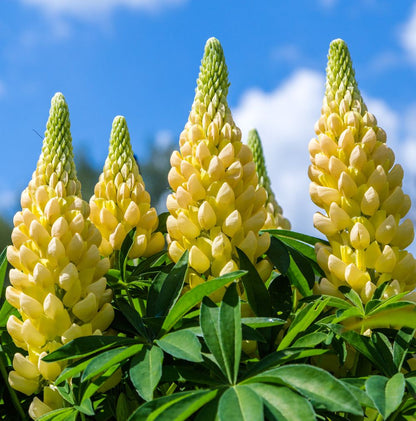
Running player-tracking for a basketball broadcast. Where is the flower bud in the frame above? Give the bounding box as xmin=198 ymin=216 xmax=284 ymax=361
xmin=9 ymin=371 xmax=39 ymax=396
xmin=13 ymin=353 xmax=40 ymax=379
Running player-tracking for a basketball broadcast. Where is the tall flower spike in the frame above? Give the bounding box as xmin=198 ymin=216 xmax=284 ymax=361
xmin=310 ymin=40 xmax=416 ymax=303
xmin=89 ymin=116 xmax=165 ymax=259
xmin=6 ymin=93 xmax=114 ymax=419
xmin=247 ymin=129 xmax=291 ymax=230
xmin=166 ymin=38 xmax=273 ymax=301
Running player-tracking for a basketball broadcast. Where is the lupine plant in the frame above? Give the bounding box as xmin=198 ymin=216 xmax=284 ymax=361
xmin=247 ymin=128 xmax=291 ymax=230
xmin=90 ymin=116 xmax=165 ymax=261
xmin=310 ymin=39 xmax=416 ymax=303
xmin=1 ymin=37 xmax=416 ymax=421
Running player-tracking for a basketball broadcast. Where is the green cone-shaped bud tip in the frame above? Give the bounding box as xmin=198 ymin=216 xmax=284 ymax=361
xmin=195 ymin=37 xmax=230 ymax=113
xmin=107 ymin=116 xmax=136 ymax=171
xmin=31 ymin=92 xmax=80 ymax=196
xmin=247 ymin=129 xmax=290 ymax=230
xmin=325 ymin=39 xmax=364 ymax=113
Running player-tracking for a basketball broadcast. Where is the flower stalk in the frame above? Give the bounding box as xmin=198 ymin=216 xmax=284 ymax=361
xmin=166 ymin=38 xmax=272 ymax=301
xmin=90 ymin=116 xmax=165 ymax=260
xmin=247 ymin=128 xmax=291 ymax=230
xmin=6 ymin=93 xmax=114 ymax=418
xmin=309 ymin=39 xmax=416 ymax=302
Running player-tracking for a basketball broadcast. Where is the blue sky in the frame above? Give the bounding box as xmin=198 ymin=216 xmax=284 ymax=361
xmin=0 ymin=0 xmax=416 ymax=241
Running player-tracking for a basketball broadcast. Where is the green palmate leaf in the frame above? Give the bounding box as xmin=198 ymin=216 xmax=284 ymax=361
xmin=119 ymin=228 xmax=136 ymax=281
xmin=366 ymin=291 xmax=408 ymax=315
xmin=156 ymin=212 xmax=169 ymax=234
xmin=247 ymin=383 xmax=316 ymax=421
xmin=340 ymin=379 xmax=376 ymax=409
xmin=338 ymin=286 xmax=365 ymax=312
xmin=289 ymin=248 xmax=315 ymax=289
xmin=147 ymin=250 xmax=188 ymax=318
xmin=37 ymin=408 xmax=78 ymax=421
xmin=161 ymin=270 xmax=246 ymax=334
xmin=237 ymin=248 xmax=272 ymax=318
xmin=42 ymin=336 xmax=141 ymax=362
xmin=241 ymin=324 xmax=267 ymax=343
xmin=129 ymin=346 xmax=163 ymax=401
xmin=287 ymin=255 xmax=312 ymax=297
xmin=162 ymin=364 xmax=220 ymax=387
xmin=324 ymin=295 xmax=353 ymax=310
xmin=0 ymin=301 xmax=18 ymax=328
xmin=269 ymin=274 xmax=292 ymax=320
xmin=264 ymin=229 xmax=328 ymax=246
xmin=405 ymin=377 xmax=416 ymax=395
xmin=75 ymin=397 xmax=95 ymax=415
xmin=246 ymin=364 xmax=362 ymax=415
xmin=55 ymin=382 xmax=75 ymax=405
xmin=0 ymin=248 xmax=8 ymax=299
xmin=327 ymin=325 xmax=396 ymax=376
xmin=218 ymin=385 xmax=263 ymax=421
xmin=116 ymin=393 xmax=130 ymax=421
xmin=266 ymin=236 xmax=290 ymax=274
xmin=243 ymin=348 xmax=328 ymax=379
xmin=194 ymin=397 xmax=220 ymax=421
xmin=220 ymin=283 xmax=241 ymax=384
xmin=366 ymin=373 xmax=405 ymax=419
xmin=292 ymin=332 xmax=328 ymax=348
xmin=393 ymin=328 xmax=415 ymax=371
xmin=81 ymin=344 xmax=142 ymax=382
xmin=55 ymin=357 xmax=91 ymax=385
xmin=128 ymin=250 xmax=167 ymax=280
xmin=276 ymin=237 xmax=317 ymax=264
xmin=241 ymin=317 xmax=285 ymax=328
xmin=278 ymin=297 xmax=329 ymax=350
xmin=200 ymin=297 xmax=230 ymax=383
xmin=331 ymin=306 xmax=365 ymax=324
xmin=128 ymin=390 xmax=217 ymax=421
xmin=349 ymin=304 xmax=416 ymax=331
xmin=81 ymin=365 xmax=121 ymax=403
xmin=156 ymin=330 xmax=203 ymax=362
xmin=116 ymin=299 xmax=148 ymax=338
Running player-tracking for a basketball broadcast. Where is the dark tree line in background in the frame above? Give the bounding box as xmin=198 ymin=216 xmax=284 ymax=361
xmin=0 ymin=138 xmax=175 ymax=252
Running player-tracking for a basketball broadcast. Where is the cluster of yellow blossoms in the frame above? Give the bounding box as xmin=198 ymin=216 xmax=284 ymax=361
xmin=6 ymin=93 xmax=114 ymax=418
xmin=247 ymin=129 xmax=291 ymax=230
xmin=166 ymin=38 xmax=273 ymax=300
xmin=89 ymin=116 xmax=164 ymax=259
xmin=309 ymin=39 xmax=416 ymax=302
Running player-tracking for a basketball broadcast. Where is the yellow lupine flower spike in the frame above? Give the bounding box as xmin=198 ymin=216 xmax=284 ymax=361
xmin=6 ymin=93 xmax=114 ymax=418
xmin=90 ymin=116 xmax=165 ymax=259
xmin=310 ymin=39 xmax=416 ymax=303
xmin=247 ymin=129 xmax=291 ymax=230
xmin=166 ymin=38 xmax=272 ymax=300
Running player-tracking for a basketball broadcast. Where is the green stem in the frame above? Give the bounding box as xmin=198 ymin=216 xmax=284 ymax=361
xmin=0 ymin=351 xmax=27 ymax=420
xmin=119 ymin=281 xmax=135 ymax=309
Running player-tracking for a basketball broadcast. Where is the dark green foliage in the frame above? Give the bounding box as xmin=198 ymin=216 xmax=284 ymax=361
xmin=2 ymin=228 xmax=416 ymax=421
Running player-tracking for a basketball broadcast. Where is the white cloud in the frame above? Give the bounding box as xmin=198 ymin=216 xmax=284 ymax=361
xmin=233 ymin=69 xmax=324 ymax=236
xmin=20 ymin=0 xmax=188 ymax=19
xmin=233 ymin=69 xmax=416 ymax=248
xmin=399 ymin=2 xmax=416 ymax=62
